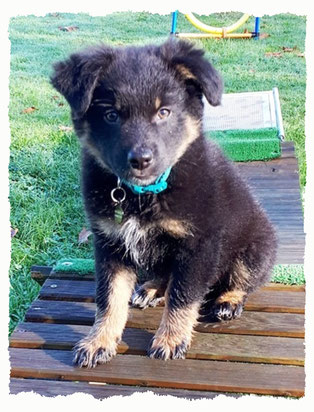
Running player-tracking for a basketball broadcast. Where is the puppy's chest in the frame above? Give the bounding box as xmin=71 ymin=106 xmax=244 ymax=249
xmin=95 ymin=214 xmax=192 ymax=266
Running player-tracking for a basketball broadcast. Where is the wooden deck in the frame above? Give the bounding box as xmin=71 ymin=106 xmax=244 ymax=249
xmin=237 ymin=142 xmax=304 ymax=264
xmin=9 ymin=142 xmax=305 ymax=399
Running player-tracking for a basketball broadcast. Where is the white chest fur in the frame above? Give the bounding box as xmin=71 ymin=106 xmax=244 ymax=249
xmin=96 ymin=217 xmax=149 ymax=265
xmin=95 ymin=215 xmax=192 ymax=266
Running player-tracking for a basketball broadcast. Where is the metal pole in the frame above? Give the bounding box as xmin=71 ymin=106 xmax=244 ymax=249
xmin=254 ymin=17 xmax=261 ymax=39
xmin=273 ymin=87 xmax=285 ymax=141
xmin=171 ymin=10 xmax=178 ymax=35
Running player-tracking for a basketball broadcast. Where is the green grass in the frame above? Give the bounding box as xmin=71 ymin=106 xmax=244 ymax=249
xmin=9 ymin=12 xmax=306 ymax=334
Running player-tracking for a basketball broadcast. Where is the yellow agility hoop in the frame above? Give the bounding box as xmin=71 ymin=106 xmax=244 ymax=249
xmin=185 ymin=13 xmax=250 ymax=35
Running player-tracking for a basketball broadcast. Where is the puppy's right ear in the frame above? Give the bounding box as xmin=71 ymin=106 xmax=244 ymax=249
xmin=51 ymin=46 xmax=115 ymax=118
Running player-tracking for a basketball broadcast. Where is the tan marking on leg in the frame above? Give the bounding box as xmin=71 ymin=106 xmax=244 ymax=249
xmin=150 ymin=282 xmax=200 ymax=359
xmin=158 ymin=218 xmax=193 ymax=238
xmin=75 ymin=267 xmax=136 ymax=365
xmin=231 ymin=259 xmax=252 ymax=290
xmin=216 ymin=289 xmax=247 ymax=306
xmin=150 ymin=302 xmax=200 ymax=358
xmin=174 ymin=115 xmax=201 ymax=163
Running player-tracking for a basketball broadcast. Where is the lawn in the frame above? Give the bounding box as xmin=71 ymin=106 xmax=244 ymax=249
xmin=8 ymin=12 xmax=306 ymax=334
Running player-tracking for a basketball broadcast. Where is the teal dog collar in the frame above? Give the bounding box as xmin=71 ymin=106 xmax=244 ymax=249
xmin=122 ymin=167 xmax=172 ymax=195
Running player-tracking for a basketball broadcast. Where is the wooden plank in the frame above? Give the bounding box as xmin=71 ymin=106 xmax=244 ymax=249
xmin=261 ymin=283 xmax=305 ymax=292
xmin=244 ymin=175 xmax=300 ymax=183
xmin=260 ymin=204 xmax=303 ymax=212
xmin=266 ymin=217 xmax=304 ymax=223
xmin=244 ymin=171 xmax=300 ymax=181
xmin=9 ymin=378 xmax=235 ymax=399
xmin=238 ymin=160 xmax=299 ymax=173
xmin=128 ymin=307 xmax=304 ymax=338
xmin=31 ymin=266 xmax=53 ymax=285
xmin=275 ymin=239 xmax=305 ymax=247
xmin=275 ymin=255 xmax=304 ymax=265
xmin=240 ymin=161 xmax=299 ymax=171
xmin=244 ymin=289 xmax=304 ymax=313
xmin=39 ymin=279 xmax=96 ymax=302
xmin=247 ymin=176 xmax=300 ymax=184
xmin=254 ymin=197 xmax=302 ymax=204
xmin=276 ymin=251 xmax=305 ymax=260
xmin=239 ymin=164 xmax=299 ymax=175
xmin=25 ymin=300 xmax=304 ymax=338
xmin=9 ymin=349 xmax=305 ymax=397
xmin=38 ymin=279 xmax=305 ymax=314
xmin=10 ymin=322 xmax=304 ymax=366
xmin=249 ymin=187 xmax=301 ymax=194
xmin=275 ymin=229 xmax=305 ymax=235
xmin=31 ymin=266 xmax=94 ymax=284
xmin=245 ymin=183 xmax=301 ymax=190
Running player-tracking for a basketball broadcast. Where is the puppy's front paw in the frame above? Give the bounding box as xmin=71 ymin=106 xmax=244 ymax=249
xmin=73 ymin=338 xmax=117 ymax=368
xmin=147 ymin=336 xmax=189 ymax=360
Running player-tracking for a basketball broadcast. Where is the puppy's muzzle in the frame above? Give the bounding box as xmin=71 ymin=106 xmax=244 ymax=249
xmin=127 ymin=148 xmax=153 ymax=171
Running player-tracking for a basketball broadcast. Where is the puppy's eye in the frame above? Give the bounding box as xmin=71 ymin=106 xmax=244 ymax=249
xmin=104 ymin=109 xmax=119 ymax=123
xmin=157 ymin=108 xmax=171 ymax=120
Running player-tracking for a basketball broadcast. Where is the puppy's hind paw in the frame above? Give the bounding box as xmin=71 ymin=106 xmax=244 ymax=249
xmin=131 ymin=284 xmax=164 ymax=309
xmin=203 ymin=301 xmax=244 ymax=322
xmin=199 ymin=290 xmax=246 ymax=323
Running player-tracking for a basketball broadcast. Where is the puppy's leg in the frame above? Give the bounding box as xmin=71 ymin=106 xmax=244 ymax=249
xmin=148 ymin=238 xmax=222 ymax=360
xmin=131 ymin=278 xmax=167 ymax=309
xmin=73 ymin=239 xmax=136 ymax=367
xmin=148 ymin=277 xmax=201 ymax=360
xmin=203 ymin=256 xmax=273 ymax=322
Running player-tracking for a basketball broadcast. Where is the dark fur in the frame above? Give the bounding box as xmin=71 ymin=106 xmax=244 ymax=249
xmin=51 ymin=38 xmax=277 ymax=366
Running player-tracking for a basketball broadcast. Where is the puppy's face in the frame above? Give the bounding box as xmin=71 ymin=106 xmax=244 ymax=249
xmin=51 ymin=40 xmax=223 ymax=185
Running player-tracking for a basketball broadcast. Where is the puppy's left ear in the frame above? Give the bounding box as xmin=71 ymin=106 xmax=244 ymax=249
xmin=160 ymin=39 xmax=223 ymax=106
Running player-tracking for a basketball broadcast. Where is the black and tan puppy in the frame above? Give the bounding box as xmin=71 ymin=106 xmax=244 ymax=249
xmin=51 ymin=39 xmax=277 ymax=367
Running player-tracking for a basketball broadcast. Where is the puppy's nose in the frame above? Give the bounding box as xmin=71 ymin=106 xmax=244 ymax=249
xmin=127 ymin=149 xmax=153 ymax=170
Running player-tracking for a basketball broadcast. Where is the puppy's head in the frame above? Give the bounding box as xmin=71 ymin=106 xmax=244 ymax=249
xmin=51 ymin=39 xmax=223 ymax=185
